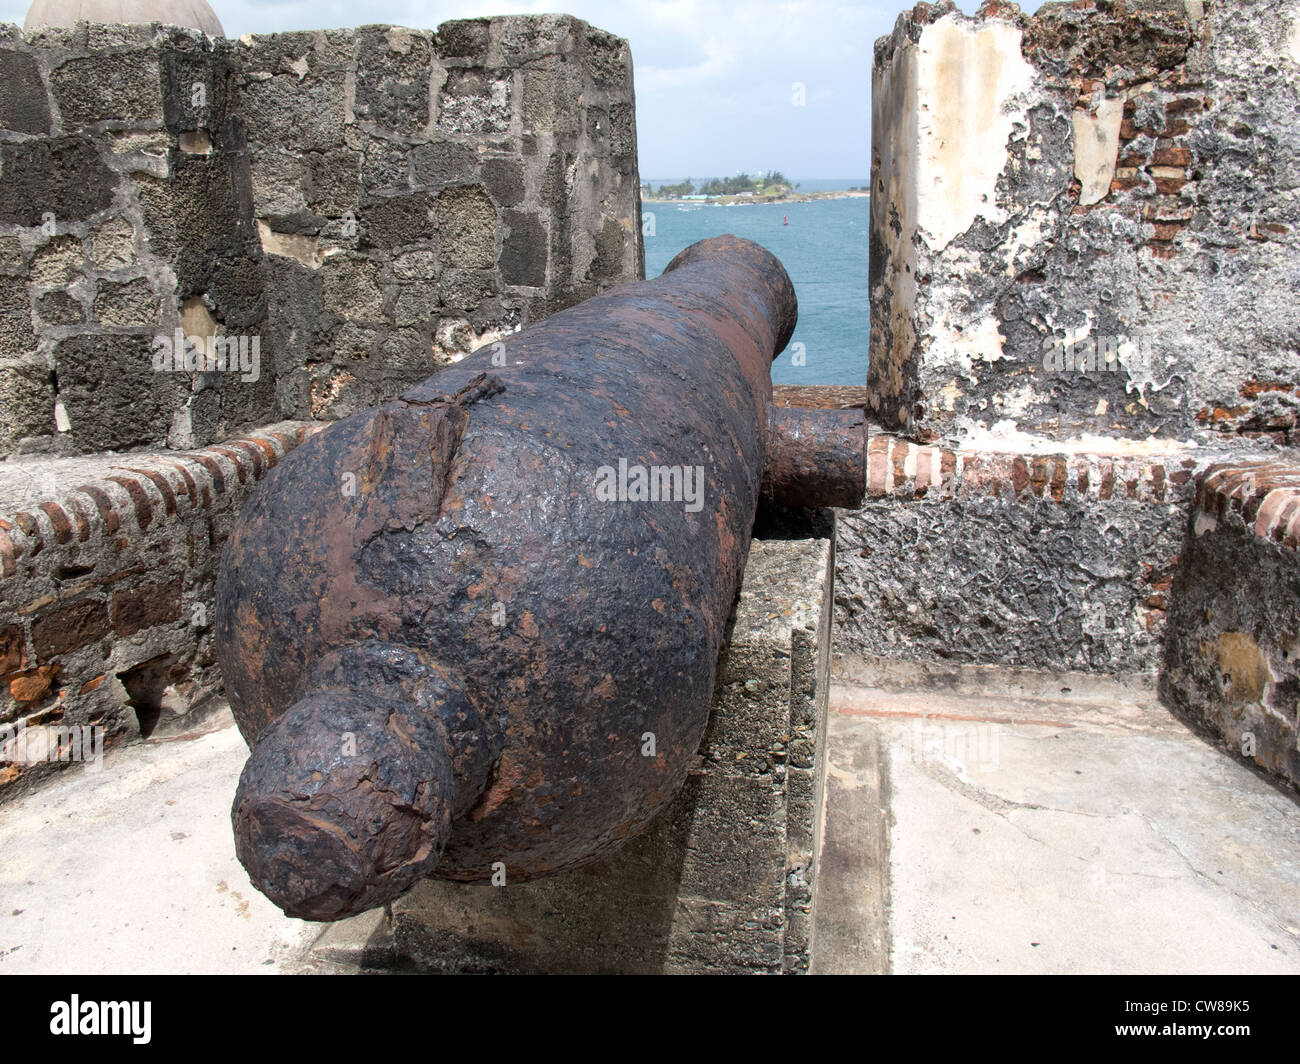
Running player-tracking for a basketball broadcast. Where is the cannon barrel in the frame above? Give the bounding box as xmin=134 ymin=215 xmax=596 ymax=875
xmin=214 ymin=235 xmax=865 ymax=921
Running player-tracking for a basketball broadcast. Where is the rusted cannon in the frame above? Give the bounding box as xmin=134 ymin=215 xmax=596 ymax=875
xmin=214 ymin=235 xmax=865 ymax=921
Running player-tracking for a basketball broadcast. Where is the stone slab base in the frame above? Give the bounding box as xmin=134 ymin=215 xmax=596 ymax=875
xmin=373 ymin=520 xmax=834 ymax=974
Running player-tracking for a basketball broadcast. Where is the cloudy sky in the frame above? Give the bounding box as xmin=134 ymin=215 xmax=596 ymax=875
xmin=0 ymin=0 xmax=941 ymax=179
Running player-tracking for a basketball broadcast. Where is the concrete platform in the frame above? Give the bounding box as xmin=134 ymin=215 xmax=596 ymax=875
xmin=2 ymin=667 xmax=1297 ymax=973
xmin=0 ymin=705 xmax=324 ymax=974
xmin=816 ymin=670 xmax=1300 ymax=974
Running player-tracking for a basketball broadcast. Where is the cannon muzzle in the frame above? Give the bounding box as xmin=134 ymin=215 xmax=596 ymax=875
xmin=231 ymin=646 xmax=466 ymax=920
xmin=215 ymin=235 xmax=864 ymax=920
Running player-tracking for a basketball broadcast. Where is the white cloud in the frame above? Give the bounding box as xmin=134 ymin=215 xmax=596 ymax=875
xmin=638 ymin=34 xmax=738 ymax=91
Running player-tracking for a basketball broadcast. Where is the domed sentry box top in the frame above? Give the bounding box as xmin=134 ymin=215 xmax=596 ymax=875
xmin=24 ymin=0 xmax=224 ymax=35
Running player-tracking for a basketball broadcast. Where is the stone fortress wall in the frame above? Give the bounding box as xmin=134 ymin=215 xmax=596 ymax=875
xmin=3 ymin=0 xmax=1299 ymax=803
xmin=0 ymin=14 xmax=643 ymax=794
xmin=836 ymin=0 xmax=1300 ymax=791
xmin=867 ymin=0 xmax=1298 ymax=445
xmin=0 ymin=15 xmax=641 ymax=455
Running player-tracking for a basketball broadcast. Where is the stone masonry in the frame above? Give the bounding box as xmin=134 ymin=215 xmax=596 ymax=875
xmin=837 ymin=0 xmax=1300 ymax=795
xmin=1160 ymin=461 xmax=1300 ymax=786
xmin=836 ymin=434 xmax=1196 ymax=676
xmin=0 ymin=15 xmax=643 ymax=455
xmin=243 ymin=17 xmax=644 ymax=421
xmin=0 ymin=421 xmax=316 ymax=796
xmin=0 ymin=21 xmax=274 ymax=456
xmin=0 ymin=14 xmax=644 ymax=797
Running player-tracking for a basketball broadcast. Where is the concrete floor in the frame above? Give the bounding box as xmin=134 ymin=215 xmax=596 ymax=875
xmin=1 ymin=675 xmax=1297 ymax=974
xmin=816 ymin=674 xmax=1300 ymax=974
xmin=0 ymin=707 xmax=325 ymax=974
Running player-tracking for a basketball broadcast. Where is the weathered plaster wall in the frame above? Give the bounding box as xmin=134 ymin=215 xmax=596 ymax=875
xmin=838 ymin=496 xmax=1183 ymax=674
xmin=831 ymin=426 xmax=1300 ymax=794
xmin=835 ymin=433 xmax=1196 ymax=676
xmin=0 ymin=15 xmax=643 ymax=453
xmin=867 ymin=0 xmax=1300 ymax=446
xmin=1160 ymin=462 xmax=1300 ymax=790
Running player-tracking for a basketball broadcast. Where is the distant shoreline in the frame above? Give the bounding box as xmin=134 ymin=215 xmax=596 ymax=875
xmin=643 ymin=189 xmax=870 ymax=206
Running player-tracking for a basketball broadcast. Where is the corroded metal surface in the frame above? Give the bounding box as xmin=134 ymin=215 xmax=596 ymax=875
xmin=214 ymin=235 xmax=863 ymax=921
xmin=762 ymin=405 xmax=866 ymax=509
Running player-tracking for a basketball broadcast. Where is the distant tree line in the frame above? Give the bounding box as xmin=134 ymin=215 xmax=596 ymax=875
xmin=653 ymin=178 xmax=697 ymax=197
xmin=646 ymin=171 xmax=794 ymax=198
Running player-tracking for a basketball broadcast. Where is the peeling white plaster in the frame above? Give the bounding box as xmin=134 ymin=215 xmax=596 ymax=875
xmin=931 ymin=310 xmax=1009 ymax=376
xmin=1003 ymin=211 xmax=1052 ymax=274
xmin=1119 ymin=337 xmax=1179 ymax=397
xmin=1073 ymin=96 xmax=1123 ymax=206
xmin=950 ymin=418 xmax=1198 ymax=456
xmin=988 ymin=382 xmax=1035 ymax=419
xmin=939 ymin=379 xmax=962 ymax=411
xmin=1045 ymin=309 xmax=1098 ymax=353
xmin=471 ymin=322 xmax=522 ymax=352
xmin=913 ymin=14 xmax=1037 ymax=251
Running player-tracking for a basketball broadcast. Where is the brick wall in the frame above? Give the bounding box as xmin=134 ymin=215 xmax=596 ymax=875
xmin=861 ymin=433 xmax=1198 ymax=504
xmin=827 ymin=425 xmax=1300 ymax=792
xmin=836 ymin=433 xmax=1198 ymax=676
xmin=1160 ymin=459 xmax=1300 ymax=788
xmin=0 ymin=421 xmax=316 ymax=797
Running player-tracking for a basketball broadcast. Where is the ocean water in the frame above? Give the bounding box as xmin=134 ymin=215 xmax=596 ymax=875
xmin=641 ymin=195 xmax=869 ymax=385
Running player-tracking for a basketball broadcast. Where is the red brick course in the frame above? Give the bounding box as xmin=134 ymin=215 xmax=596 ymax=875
xmin=0 ymin=424 xmax=318 ymax=580
xmin=111 ymin=580 xmax=183 ymax=638
xmin=1195 ymin=462 xmax=1300 ymax=548
xmin=31 ymin=598 xmax=110 ymax=659
xmin=864 ymin=433 xmax=1199 ymax=506
xmin=0 ymin=422 xmax=320 ymax=777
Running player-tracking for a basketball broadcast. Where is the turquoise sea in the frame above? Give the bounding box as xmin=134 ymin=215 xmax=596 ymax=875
xmin=641 ymin=190 xmax=870 ymax=386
